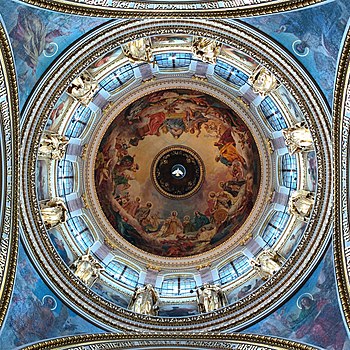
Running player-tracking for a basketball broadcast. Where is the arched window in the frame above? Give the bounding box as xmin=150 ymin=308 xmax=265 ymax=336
xmin=260 ymin=96 xmax=287 ymax=131
xmin=99 ymin=64 xmax=134 ymax=92
xmin=161 ymin=276 xmax=196 ymax=296
xmin=57 ymin=160 xmax=74 ymax=197
xmin=218 ymin=255 xmax=251 ymax=285
xmin=214 ymin=60 xmax=249 ymax=87
xmin=154 ymin=53 xmax=192 ymax=69
xmin=281 ymin=154 xmax=297 ymax=189
xmin=65 ymin=105 xmax=92 ymax=138
xmin=105 ymin=260 xmax=139 ymax=288
xmin=66 ymin=216 xmax=94 ymax=251
xmin=262 ymin=211 xmax=290 ymax=247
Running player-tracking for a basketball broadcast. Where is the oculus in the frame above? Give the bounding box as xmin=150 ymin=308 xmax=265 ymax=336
xmin=151 ymin=146 xmax=204 ymax=199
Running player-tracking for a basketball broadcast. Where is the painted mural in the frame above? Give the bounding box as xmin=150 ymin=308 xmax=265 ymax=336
xmin=49 ymin=228 xmax=74 ymax=266
xmin=95 ymin=89 xmax=261 ymax=257
xmin=244 ymin=244 xmax=350 ymax=350
xmin=0 ymin=0 xmax=108 ymax=109
xmin=243 ymin=0 xmax=350 ymax=105
xmin=227 ymin=277 xmax=264 ymax=304
xmin=221 ymin=45 xmax=258 ymax=71
xmin=158 ymin=302 xmax=199 ymax=317
xmin=36 ymin=160 xmax=49 ymax=201
xmin=87 ymin=47 xmax=123 ymax=76
xmin=277 ymin=85 xmax=304 ymax=122
xmin=45 ymin=92 xmax=72 ymax=132
xmin=279 ymin=224 xmax=306 ymax=259
xmin=307 ymin=151 xmax=317 ymax=192
xmin=92 ymin=281 xmax=129 ymax=308
xmin=151 ymin=35 xmax=193 ymax=47
xmin=0 ymin=243 xmax=103 ymax=348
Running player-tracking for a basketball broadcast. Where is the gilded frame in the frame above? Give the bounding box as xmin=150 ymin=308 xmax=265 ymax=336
xmin=20 ymin=0 xmax=324 ymax=18
xmin=22 ymin=333 xmax=318 ymax=350
xmin=0 ymin=19 xmax=19 ymax=328
xmin=334 ymin=25 xmax=350 ymax=330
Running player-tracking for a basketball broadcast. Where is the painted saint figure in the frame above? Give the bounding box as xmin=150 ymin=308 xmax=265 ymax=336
xmin=160 ymin=211 xmax=183 ymax=238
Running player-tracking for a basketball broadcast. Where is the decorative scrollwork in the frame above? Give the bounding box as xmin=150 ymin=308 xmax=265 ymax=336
xmin=333 ymin=26 xmax=350 ymax=330
xmin=0 ymin=21 xmax=19 ymax=328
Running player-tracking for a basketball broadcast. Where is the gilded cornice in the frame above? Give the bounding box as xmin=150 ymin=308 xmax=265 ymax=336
xmin=333 ymin=25 xmax=350 ymax=330
xmin=22 ymin=333 xmax=318 ymax=350
xmin=20 ymin=0 xmax=323 ymax=18
xmin=0 ymin=20 xmax=19 ymax=327
xmin=20 ymin=19 xmax=332 ymax=332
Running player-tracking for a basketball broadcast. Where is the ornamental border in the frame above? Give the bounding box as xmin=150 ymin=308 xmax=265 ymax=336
xmin=0 ymin=20 xmax=19 ymax=328
xmin=22 ymin=332 xmax=318 ymax=350
xmin=20 ymin=0 xmax=322 ymax=18
xmin=20 ymin=19 xmax=332 ymax=332
xmin=333 ymin=25 xmax=350 ymax=330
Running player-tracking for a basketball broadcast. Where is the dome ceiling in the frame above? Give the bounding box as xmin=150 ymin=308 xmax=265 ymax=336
xmin=19 ymin=18 xmax=332 ymax=333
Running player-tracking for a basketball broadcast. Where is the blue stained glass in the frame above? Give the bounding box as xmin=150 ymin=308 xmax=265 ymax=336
xmin=260 ymin=97 xmax=287 ymax=131
xmin=65 ymin=105 xmax=92 ymax=138
xmin=262 ymin=211 xmax=290 ymax=247
xmin=105 ymin=260 xmax=139 ymax=288
xmin=214 ymin=60 xmax=249 ymax=87
xmin=66 ymin=216 xmax=94 ymax=251
xmin=99 ymin=64 xmax=134 ymax=92
xmin=57 ymin=160 xmax=74 ymax=196
xmin=281 ymin=154 xmax=297 ymax=189
xmin=218 ymin=255 xmax=251 ymax=285
xmin=161 ymin=276 xmax=196 ymax=296
xmin=154 ymin=53 xmax=192 ymax=69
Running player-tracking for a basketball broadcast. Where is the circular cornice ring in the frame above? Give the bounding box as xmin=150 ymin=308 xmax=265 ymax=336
xmin=20 ymin=19 xmax=332 ymax=332
xmin=0 ymin=19 xmax=19 ymax=328
xmin=333 ymin=25 xmax=350 ymax=329
xmin=22 ymin=333 xmax=318 ymax=350
xmin=21 ymin=0 xmax=322 ymax=19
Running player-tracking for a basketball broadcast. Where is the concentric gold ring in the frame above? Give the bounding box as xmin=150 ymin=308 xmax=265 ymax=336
xmin=151 ymin=145 xmax=205 ymax=200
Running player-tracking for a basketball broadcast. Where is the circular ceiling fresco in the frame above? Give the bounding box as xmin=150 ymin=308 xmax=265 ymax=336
xmin=95 ymin=89 xmax=260 ymax=257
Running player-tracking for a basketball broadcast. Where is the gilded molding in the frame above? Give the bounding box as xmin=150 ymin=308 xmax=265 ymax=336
xmin=20 ymin=0 xmax=323 ymax=18
xmin=22 ymin=333 xmax=318 ymax=350
xmin=20 ymin=20 xmax=332 ymax=332
xmin=0 ymin=20 xmax=19 ymax=327
xmin=333 ymin=25 xmax=350 ymax=330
